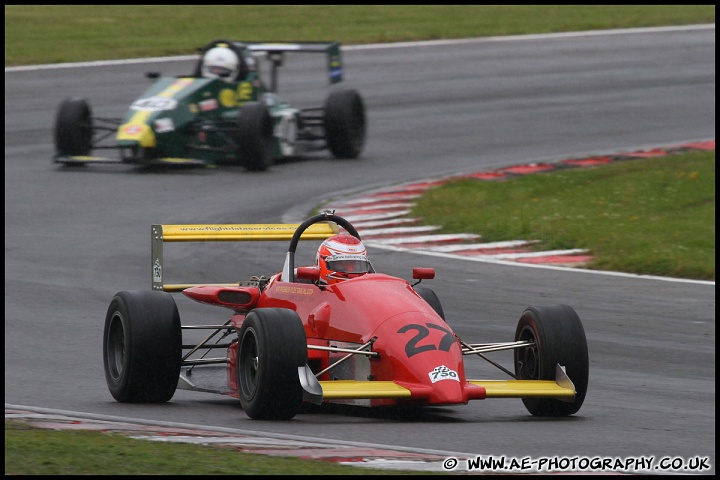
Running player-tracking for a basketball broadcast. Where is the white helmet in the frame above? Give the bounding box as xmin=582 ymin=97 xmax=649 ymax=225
xmin=201 ymin=46 xmax=240 ymax=81
xmin=316 ymin=234 xmax=371 ymax=285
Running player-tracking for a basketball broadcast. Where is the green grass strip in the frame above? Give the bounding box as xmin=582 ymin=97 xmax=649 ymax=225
xmin=412 ymin=150 xmax=715 ymax=280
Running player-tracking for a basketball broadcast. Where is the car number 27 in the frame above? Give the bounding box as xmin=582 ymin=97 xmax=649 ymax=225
xmin=397 ymin=323 xmax=455 ymax=358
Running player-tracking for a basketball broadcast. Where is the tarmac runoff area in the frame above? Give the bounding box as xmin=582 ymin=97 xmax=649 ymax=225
xmin=320 ymin=139 xmax=715 ymax=269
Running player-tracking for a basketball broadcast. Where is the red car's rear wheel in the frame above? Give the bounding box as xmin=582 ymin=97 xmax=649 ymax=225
xmin=103 ymin=290 xmax=181 ymax=403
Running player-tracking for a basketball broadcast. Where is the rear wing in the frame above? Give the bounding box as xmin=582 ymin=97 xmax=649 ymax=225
xmin=234 ymin=41 xmax=343 ymax=92
xmin=151 ymin=222 xmax=338 ymax=292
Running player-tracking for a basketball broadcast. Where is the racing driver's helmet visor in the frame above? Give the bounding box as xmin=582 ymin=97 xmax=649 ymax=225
xmin=207 ymin=65 xmax=232 ymax=77
xmin=325 ymin=255 xmax=371 ymax=274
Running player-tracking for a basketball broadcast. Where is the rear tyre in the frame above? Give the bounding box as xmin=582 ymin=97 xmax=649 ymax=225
xmin=236 ymin=102 xmax=274 ymax=171
xmin=324 ymin=89 xmax=366 ymax=159
xmin=103 ymin=290 xmax=182 ymax=403
xmin=514 ymin=305 xmax=589 ymax=416
xmin=237 ymin=308 xmax=307 ymax=419
xmin=54 ymin=97 xmax=93 ymax=156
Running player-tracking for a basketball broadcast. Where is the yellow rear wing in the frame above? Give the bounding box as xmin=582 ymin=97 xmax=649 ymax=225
xmin=151 ymin=223 xmax=338 ymax=292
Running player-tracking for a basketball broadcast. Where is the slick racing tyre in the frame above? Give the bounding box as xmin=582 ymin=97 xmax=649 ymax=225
xmin=237 ymin=308 xmax=307 ymax=420
xmin=236 ymin=102 xmax=274 ymax=171
xmin=324 ymin=89 xmax=366 ymax=159
xmin=514 ymin=304 xmax=589 ymax=417
xmin=54 ymin=97 xmax=93 ymax=156
xmin=103 ymin=290 xmax=182 ymax=403
xmin=415 ymin=286 xmax=446 ymax=321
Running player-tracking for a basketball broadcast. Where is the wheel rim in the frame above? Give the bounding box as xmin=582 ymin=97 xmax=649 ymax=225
xmin=516 ymin=325 xmax=539 ymax=380
xmin=238 ymin=328 xmax=259 ymax=399
xmin=106 ymin=313 xmax=125 ymax=382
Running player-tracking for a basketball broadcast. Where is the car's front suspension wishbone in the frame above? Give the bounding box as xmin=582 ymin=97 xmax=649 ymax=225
xmin=310 ymin=338 xmax=378 ymax=378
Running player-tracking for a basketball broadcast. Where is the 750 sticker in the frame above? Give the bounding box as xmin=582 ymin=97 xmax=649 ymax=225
xmin=428 ymin=365 xmax=459 ymax=383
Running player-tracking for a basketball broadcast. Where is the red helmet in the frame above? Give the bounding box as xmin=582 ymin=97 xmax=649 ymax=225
xmin=316 ymin=234 xmax=370 ymax=285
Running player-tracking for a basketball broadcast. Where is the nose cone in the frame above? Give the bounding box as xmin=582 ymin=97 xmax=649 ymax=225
xmin=370 ymin=312 xmax=472 ymax=405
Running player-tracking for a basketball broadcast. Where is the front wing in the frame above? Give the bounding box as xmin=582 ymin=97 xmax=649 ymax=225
xmin=54 ymin=155 xmax=207 ymax=166
xmin=312 ymin=363 xmax=575 ymax=403
xmin=177 ymin=363 xmax=576 ymax=406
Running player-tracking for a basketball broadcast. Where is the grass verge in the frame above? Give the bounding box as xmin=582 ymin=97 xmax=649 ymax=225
xmin=4 ymin=419 xmax=429 ymax=475
xmin=4 ymin=5 xmax=715 ymax=66
xmin=412 ymin=150 xmax=715 ymax=280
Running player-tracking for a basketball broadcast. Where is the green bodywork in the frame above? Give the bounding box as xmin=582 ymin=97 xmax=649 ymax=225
xmin=56 ymin=41 xmax=345 ymax=166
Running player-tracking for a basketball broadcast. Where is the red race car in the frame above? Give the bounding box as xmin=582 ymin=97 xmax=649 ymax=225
xmin=103 ymin=212 xmax=588 ymax=420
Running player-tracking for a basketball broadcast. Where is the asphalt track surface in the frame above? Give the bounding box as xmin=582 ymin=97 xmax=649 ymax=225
xmin=5 ymin=26 xmax=715 ymax=474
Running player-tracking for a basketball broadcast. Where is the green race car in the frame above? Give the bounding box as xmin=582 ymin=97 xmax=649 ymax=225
xmin=53 ymin=39 xmax=366 ymax=171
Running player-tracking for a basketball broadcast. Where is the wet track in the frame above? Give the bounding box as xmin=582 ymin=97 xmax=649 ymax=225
xmin=5 ymin=26 xmax=715 ymax=473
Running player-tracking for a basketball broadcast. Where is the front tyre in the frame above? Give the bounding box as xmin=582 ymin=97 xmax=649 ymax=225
xmin=237 ymin=308 xmax=307 ymax=419
xmin=324 ymin=89 xmax=366 ymax=159
xmin=514 ymin=304 xmax=589 ymax=416
xmin=415 ymin=286 xmax=446 ymax=321
xmin=54 ymin=97 xmax=93 ymax=156
xmin=103 ymin=290 xmax=182 ymax=403
xmin=236 ymin=102 xmax=274 ymax=171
